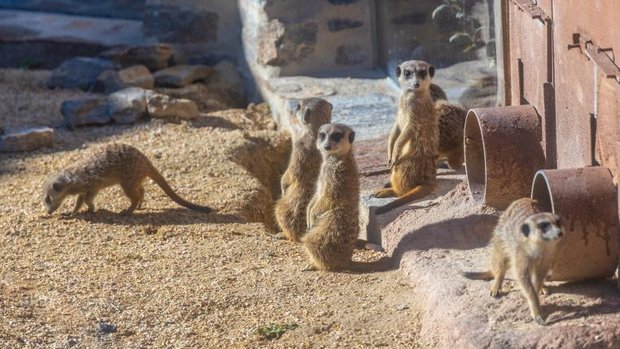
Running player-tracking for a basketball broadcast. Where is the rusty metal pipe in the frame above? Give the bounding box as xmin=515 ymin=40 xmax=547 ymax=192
xmin=531 ymin=167 xmax=620 ymax=281
xmin=465 ymin=105 xmax=545 ymax=208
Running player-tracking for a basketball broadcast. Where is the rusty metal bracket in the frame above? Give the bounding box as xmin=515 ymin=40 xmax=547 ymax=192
xmin=510 ymin=0 xmax=550 ymax=22
xmin=569 ymin=32 xmax=620 ymax=84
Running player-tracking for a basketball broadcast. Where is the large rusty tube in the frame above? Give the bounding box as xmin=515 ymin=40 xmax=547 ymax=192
xmin=531 ymin=167 xmax=620 ymax=281
xmin=465 ymin=105 xmax=545 ymax=208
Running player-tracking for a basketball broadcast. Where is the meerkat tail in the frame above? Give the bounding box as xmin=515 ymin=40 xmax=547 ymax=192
xmin=462 ymin=271 xmax=494 ymax=280
xmin=148 ymin=166 xmax=212 ymax=213
xmin=375 ymin=185 xmax=433 ymax=214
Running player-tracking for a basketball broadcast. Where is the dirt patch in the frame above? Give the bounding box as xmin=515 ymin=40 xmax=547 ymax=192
xmin=0 ymin=69 xmax=425 ymax=348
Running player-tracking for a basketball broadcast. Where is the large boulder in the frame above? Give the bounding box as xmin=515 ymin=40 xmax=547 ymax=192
xmin=99 ymin=44 xmax=173 ymax=71
xmin=146 ymin=94 xmax=199 ymax=120
xmin=154 ymin=64 xmax=214 ymax=88
xmin=94 ymin=65 xmax=154 ymax=94
xmin=47 ymin=57 xmax=116 ymax=91
xmin=108 ymin=87 xmax=154 ymax=124
xmin=0 ymin=127 xmax=54 ymax=152
xmin=60 ymin=97 xmax=111 ymax=128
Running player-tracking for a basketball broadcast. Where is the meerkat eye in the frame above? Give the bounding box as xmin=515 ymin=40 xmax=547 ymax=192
xmin=332 ymin=133 xmax=343 ymax=142
xmin=319 ymin=132 xmax=327 ymax=141
xmin=418 ymin=69 xmax=427 ymax=79
xmin=45 ymin=196 xmax=51 ymax=204
xmin=403 ymin=70 xmax=412 ymax=78
xmin=538 ymin=222 xmax=551 ymax=231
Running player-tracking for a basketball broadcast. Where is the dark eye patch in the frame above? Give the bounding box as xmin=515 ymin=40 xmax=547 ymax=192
xmin=45 ymin=196 xmax=51 ymax=204
xmin=319 ymin=132 xmax=327 ymax=141
xmin=417 ymin=69 xmax=427 ymax=79
xmin=403 ymin=70 xmax=412 ymax=78
xmin=538 ymin=222 xmax=551 ymax=231
xmin=331 ymin=132 xmax=343 ymax=142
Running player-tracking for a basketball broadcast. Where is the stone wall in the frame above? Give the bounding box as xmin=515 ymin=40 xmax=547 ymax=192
xmin=143 ymin=0 xmax=241 ymax=65
xmin=239 ymin=0 xmax=375 ymax=78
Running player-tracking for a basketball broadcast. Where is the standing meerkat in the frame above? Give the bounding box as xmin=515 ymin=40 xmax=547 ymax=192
xmin=302 ymin=123 xmax=359 ymax=271
xmin=275 ymin=98 xmax=332 ymax=242
xmin=43 ymin=143 xmax=212 ymax=215
xmin=373 ymin=60 xmax=438 ymax=213
xmin=463 ymin=198 xmax=564 ymax=325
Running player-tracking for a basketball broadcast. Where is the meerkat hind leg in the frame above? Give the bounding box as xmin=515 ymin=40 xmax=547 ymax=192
xmin=373 ymin=188 xmax=397 ymax=198
xmin=120 ymin=182 xmax=144 ymax=215
xmin=84 ymin=191 xmax=96 ymax=213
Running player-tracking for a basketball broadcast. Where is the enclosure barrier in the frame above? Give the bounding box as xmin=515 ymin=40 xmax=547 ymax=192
xmin=464 ymin=105 xmax=545 ymax=208
xmin=531 ymin=167 xmax=620 ymax=281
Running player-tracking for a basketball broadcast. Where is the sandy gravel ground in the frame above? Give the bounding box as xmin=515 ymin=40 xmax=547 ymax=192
xmin=0 ymin=70 xmax=424 ymax=348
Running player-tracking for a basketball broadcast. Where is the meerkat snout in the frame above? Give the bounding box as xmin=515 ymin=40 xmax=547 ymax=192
xmin=396 ymin=60 xmax=435 ymax=92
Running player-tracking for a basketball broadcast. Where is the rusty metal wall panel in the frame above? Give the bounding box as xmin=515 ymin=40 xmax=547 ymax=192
xmin=553 ymin=0 xmax=620 ymax=170
xmin=507 ymin=0 xmax=555 ymax=165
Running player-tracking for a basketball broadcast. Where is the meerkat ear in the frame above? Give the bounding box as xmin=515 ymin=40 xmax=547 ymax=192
xmin=348 ymin=131 xmax=355 ymax=144
xmin=429 ymin=65 xmax=435 ymax=78
xmin=302 ymin=108 xmax=312 ymax=123
xmin=395 ymin=65 xmax=402 ymax=78
xmin=327 ymin=101 xmax=333 ymax=113
xmin=521 ymin=223 xmax=530 ymax=237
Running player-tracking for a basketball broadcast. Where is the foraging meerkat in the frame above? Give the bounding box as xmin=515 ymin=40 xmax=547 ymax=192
xmin=463 ymin=198 xmax=564 ymax=325
xmin=373 ymin=60 xmax=438 ymax=213
xmin=275 ymin=98 xmax=332 ymax=242
xmin=43 ymin=143 xmax=212 ymax=215
xmin=302 ymin=123 xmax=359 ymax=271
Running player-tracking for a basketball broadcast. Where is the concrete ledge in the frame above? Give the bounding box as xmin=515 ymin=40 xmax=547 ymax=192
xmin=380 ymin=183 xmax=620 ymax=348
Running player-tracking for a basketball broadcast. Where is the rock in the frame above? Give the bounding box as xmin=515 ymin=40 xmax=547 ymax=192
xmin=47 ymin=57 xmax=116 ymax=91
xmin=206 ymin=61 xmax=246 ymax=108
xmin=449 ymin=33 xmax=474 ymax=51
xmin=99 ymin=44 xmax=173 ymax=71
xmin=108 ymin=87 xmax=153 ymax=124
xmin=154 ymin=64 xmax=214 ymax=88
xmin=395 ymin=304 xmax=409 ymax=311
xmin=96 ymin=320 xmax=117 ymax=334
xmin=432 ymin=4 xmax=458 ymax=32
xmin=60 ymin=97 xmax=111 ymax=128
xmin=146 ymin=94 xmax=199 ymax=120
xmin=94 ymin=65 xmax=154 ymax=94
xmin=0 ymin=127 xmax=54 ymax=152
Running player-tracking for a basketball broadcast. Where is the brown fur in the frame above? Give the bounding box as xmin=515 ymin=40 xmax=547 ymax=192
xmin=373 ymin=60 xmax=438 ymax=211
xmin=435 ymin=100 xmax=466 ymax=170
xmin=275 ymin=98 xmax=332 ymax=242
xmin=302 ymin=123 xmax=359 ymax=271
xmin=463 ymin=198 xmax=564 ymax=325
xmin=43 ymin=143 xmax=212 ymax=215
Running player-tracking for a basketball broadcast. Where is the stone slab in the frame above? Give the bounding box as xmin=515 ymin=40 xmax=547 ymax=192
xmin=0 ymin=127 xmax=53 ymax=152
xmin=0 ymin=10 xmax=143 ymax=68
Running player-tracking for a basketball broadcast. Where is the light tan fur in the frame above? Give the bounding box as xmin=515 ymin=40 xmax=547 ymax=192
xmin=463 ymin=198 xmax=564 ymax=325
xmin=43 ymin=143 xmax=212 ymax=215
xmin=373 ymin=60 xmax=438 ymax=212
xmin=302 ymin=123 xmax=359 ymax=271
xmin=275 ymin=98 xmax=332 ymax=242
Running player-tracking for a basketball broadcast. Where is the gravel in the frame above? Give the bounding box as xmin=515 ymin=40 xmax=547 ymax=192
xmin=0 ymin=69 xmax=424 ymax=348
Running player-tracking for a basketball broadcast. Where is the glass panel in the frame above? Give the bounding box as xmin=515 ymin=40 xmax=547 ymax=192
xmin=375 ymin=0 xmax=501 ymax=107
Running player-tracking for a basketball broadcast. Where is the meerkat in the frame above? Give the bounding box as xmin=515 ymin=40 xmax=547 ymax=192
xmin=373 ymin=60 xmax=438 ymax=213
xmin=435 ymin=101 xmax=467 ymax=170
xmin=42 ymin=143 xmax=212 ymax=215
xmin=302 ymin=123 xmax=359 ymax=271
xmin=275 ymin=98 xmax=332 ymax=242
xmin=429 ymin=78 xmax=467 ymax=170
xmin=463 ymin=198 xmax=564 ymax=325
